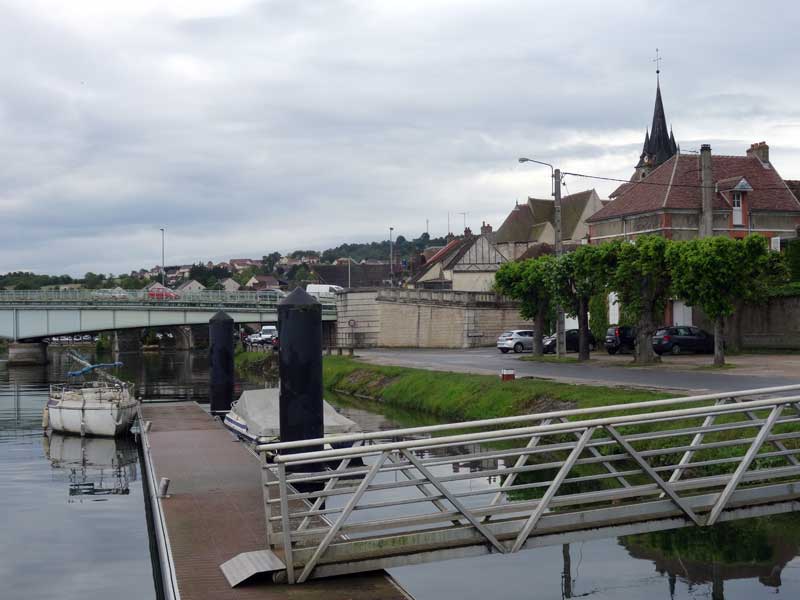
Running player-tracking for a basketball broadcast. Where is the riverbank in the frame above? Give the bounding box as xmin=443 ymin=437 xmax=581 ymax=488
xmin=323 ymin=355 xmax=669 ymax=422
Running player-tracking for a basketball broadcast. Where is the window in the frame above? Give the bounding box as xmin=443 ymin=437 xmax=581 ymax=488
xmin=732 ymin=192 xmax=743 ymax=226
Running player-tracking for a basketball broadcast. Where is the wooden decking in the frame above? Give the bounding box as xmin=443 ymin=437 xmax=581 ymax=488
xmin=140 ymin=402 xmax=411 ymax=600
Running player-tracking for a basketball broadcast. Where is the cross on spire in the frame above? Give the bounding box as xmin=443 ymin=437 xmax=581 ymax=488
xmin=652 ymin=48 xmax=662 ymax=82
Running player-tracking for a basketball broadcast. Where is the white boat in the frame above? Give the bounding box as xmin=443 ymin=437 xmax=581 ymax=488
xmin=44 ymin=381 xmax=139 ymax=437
xmin=224 ymin=388 xmax=359 ymax=444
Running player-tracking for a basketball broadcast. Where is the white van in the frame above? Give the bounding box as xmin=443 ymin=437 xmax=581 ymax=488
xmin=306 ymin=284 xmax=344 ymax=298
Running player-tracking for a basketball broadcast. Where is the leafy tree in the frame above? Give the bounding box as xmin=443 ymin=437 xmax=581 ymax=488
xmin=262 ymin=252 xmax=282 ymax=273
xmin=606 ymin=236 xmax=673 ymax=364
xmin=589 ymin=292 xmax=610 ymax=344
xmin=83 ymin=272 xmax=107 ymax=289
xmin=547 ymin=245 xmax=611 ymax=360
xmin=495 ymin=256 xmax=556 ymax=355
xmin=787 ymin=239 xmax=800 ymax=282
xmin=668 ymin=235 xmax=787 ymax=366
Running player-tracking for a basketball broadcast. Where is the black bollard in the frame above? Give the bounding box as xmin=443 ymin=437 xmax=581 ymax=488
xmin=278 ymin=288 xmax=324 ymax=458
xmin=209 ymin=311 xmax=234 ymax=415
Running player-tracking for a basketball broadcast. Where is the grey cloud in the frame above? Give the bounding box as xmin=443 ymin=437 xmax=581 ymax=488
xmin=2 ymin=1 xmax=800 ymax=275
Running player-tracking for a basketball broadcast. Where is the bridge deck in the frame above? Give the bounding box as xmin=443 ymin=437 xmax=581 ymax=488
xmin=140 ymin=402 xmax=410 ymax=600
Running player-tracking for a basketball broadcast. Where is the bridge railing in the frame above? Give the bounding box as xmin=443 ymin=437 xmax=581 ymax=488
xmin=254 ymin=384 xmax=800 ymax=583
xmin=0 ymin=289 xmax=336 ymax=314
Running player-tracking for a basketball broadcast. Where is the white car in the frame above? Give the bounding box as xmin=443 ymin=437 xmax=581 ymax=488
xmin=496 ymin=330 xmax=535 ymax=354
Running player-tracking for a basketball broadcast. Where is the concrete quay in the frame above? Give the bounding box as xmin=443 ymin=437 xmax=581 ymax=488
xmin=140 ymin=401 xmax=412 ymax=600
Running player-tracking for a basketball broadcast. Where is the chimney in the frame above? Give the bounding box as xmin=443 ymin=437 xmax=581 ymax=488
xmin=746 ymin=141 xmax=769 ymax=164
xmin=480 ymin=221 xmax=493 ymax=235
xmin=700 ymin=144 xmax=714 ymax=238
xmin=463 ymin=227 xmax=473 ymax=237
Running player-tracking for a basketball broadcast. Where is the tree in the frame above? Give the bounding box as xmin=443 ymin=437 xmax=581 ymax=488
xmin=262 ymin=252 xmax=282 ymax=273
xmin=668 ymin=235 xmax=787 ymax=366
xmin=495 ymin=256 xmax=556 ymax=355
xmin=607 ymin=236 xmax=673 ymax=364
xmin=547 ymin=246 xmax=611 ymax=361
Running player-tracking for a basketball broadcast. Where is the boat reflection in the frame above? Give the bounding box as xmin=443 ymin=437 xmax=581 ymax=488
xmin=43 ymin=431 xmax=139 ymax=501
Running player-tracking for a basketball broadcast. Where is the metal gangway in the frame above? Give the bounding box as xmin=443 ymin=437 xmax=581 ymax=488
xmin=222 ymin=384 xmax=800 ymax=586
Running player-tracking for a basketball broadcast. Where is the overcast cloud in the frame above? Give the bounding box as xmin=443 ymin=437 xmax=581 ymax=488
xmin=2 ymin=0 xmax=800 ymax=275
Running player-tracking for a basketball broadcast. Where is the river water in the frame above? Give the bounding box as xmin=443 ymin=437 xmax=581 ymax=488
xmin=2 ymin=348 xmax=799 ymax=600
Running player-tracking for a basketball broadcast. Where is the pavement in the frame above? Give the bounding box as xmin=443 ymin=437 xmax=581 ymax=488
xmin=356 ymin=347 xmax=800 ymax=394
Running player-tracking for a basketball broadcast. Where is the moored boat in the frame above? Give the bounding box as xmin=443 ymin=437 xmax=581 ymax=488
xmin=224 ymin=387 xmax=359 ymax=444
xmin=44 ymin=360 xmax=139 ymax=437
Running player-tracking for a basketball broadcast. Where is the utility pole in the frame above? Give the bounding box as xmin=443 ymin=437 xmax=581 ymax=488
xmin=348 ymin=257 xmax=351 ymax=289
xmin=553 ymin=169 xmax=566 ymax=358
xmin=160 ymin=227 xmax=166 ymax=286
xmin=389 ymin=226 xmax=394 ymax=287
xmin=518 ymin=157 xmax=566 ymax=357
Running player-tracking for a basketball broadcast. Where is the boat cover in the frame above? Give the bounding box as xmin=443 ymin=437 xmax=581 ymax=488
xmin=230 ymin=388 xmax=359 ymax=439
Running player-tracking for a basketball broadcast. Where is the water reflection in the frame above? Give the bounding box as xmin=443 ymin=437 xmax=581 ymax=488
xmin=43 ymin=432 xmax=139 ymax=501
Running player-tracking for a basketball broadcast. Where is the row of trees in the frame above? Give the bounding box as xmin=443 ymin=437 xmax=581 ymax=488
xmin=495 ymin=235 xmax=787 ymax=366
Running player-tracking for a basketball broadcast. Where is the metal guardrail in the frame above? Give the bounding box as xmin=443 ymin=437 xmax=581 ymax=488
xmin=0 ymin=289 xmax=336 ymax=314
xmin=252 ymin=384 xmax=800 ymax=584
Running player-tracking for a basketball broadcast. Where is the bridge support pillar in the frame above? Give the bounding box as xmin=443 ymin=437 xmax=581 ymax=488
xmin=7 ymin=342 xmax=49 ymax=366
xmin=174 ymin=326 xmax=194 ymax=350
xmin=113 ymin=330 xmax=141 ymax=354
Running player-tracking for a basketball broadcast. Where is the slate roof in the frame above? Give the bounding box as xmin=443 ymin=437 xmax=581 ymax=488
xmin=495 ymin=190 xmax=597 ymax=242
xmin=587 ymin=153 xmax=800 ymax=222
xmin=312 ymin=263 xmax=391 ymax=288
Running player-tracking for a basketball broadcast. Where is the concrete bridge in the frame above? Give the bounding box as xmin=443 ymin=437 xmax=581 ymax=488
xmin=222 ymin=384 xmax=800 ymax=586
xmin=0 ymin=289 xmax=336 ymax=364
xmin=0 ymin=289 xmax=336 ymax=341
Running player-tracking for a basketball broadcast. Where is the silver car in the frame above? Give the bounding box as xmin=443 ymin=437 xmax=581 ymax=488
xmin=497 ymin=330 xmax=534 ymax=354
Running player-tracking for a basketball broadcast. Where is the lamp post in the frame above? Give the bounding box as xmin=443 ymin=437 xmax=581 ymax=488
xmin=518 ymin=157 xmax=565 ymax=357
xmin=159 ymin=227 xmax=166 ymax=286
xmin=389 ymin=226 xmax=394 ymax=286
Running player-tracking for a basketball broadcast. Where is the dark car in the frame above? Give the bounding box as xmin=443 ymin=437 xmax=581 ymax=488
xmin=543 ymin=329 xmax=596 ymax=353
xmin=652 ymin=326 xmax=714 ymax=355
xmin=604 ymin=325 xmax=636 ymax=355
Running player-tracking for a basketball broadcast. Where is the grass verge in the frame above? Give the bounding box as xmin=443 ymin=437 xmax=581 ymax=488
xmin=518 ymin=355 xmax=581 ymax=364
xmin=323 ymin=355 xmax=670 ymax=423
xmin=235 ymin=349 xmax=277 ymax=373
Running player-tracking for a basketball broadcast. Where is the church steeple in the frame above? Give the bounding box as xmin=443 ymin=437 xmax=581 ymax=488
xmin=633 ymin=52 xmax=678 ymax=180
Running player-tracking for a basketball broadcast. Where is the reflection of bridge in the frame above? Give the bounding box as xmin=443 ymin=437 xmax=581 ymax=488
xmin=223 ymin=384 xmax=800 ymax=586
xmin=0 ymin=290 xmax=336 ymax=341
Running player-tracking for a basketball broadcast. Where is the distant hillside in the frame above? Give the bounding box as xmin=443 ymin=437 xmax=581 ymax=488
xmin=320 ymin=232 xmax=447 ymax=264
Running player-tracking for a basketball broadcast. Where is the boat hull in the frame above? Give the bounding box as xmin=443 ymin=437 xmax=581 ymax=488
xmin=46 ymin=396 xmax=139 ymax=437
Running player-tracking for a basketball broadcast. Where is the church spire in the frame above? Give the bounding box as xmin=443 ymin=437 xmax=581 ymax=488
xmin=633 ymin=51 xmax=678 ymax=180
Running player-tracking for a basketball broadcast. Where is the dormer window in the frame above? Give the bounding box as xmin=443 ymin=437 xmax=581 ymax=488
xmin=732 ymin=191 xmax=743 ymax=226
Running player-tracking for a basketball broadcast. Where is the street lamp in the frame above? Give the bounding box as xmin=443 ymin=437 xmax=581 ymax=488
xmin=389 ymin=227 xmax=394 ymax=286
xmin=159 ymin=227 xmax=166 ymax=286
xmin=518 ymin=157 xmax=565 ymax=357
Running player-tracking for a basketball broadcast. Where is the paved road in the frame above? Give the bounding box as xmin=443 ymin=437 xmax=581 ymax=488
xmin=357 ymin=348 xmax=799 ymax=393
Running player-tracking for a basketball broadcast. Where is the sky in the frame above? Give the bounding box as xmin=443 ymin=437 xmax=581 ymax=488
xmin=3 ymin=0 xmax=800 ymax=276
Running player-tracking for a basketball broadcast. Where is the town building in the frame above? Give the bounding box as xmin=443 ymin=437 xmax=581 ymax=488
xmin=176 ymin=279 xmax=206 ymax=293
xmin=494 ymin=190 xmax=606 ymax=260
xmin=587 ymin=77 xmax=800 ymax=243
xmin=587 ymin=142 xmax=800 ymax=243
xmin=245 ymin=274 xmax=281 ymax=290
xmin=220 ymin=278 xmax=241 ymax=292
xmin=228 ymin=258 xmax=261 ymax=272
xmin=409 ymin=225 xmax=508 ymax=291
xmin=311 ymin=263 xmax=392 ymax=289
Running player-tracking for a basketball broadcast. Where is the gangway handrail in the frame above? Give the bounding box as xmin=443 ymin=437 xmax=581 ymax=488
xmin=256 ymin=383 xmax=800 ymax=451
xmin=267 ymin=394 xmax=800 ymax=464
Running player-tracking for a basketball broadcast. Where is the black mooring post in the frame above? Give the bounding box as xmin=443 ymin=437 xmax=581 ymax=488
xmin=278 ymin=288 xmax=324 ymax=458
xmin=209 ymin=310 xmax=234 ymax=415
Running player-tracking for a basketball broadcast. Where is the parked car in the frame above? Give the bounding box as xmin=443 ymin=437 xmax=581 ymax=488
xmin=543 ymin=329 xmax=597 ymax=354
xmin=604 ymin=325 xmax=636 ymax=355
xmin=496 ymin=330 xmax=535 ymax=354
xmin=148 ymin=288 xmax=179 ymax=300
xmin=652 ymin=326 xmax=715 ymax=355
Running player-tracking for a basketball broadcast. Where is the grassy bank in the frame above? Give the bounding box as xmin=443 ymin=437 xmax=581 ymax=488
xmin=323 ymin=355 xmax=669 ymax=423
xmin=235 ymin=349 xmax=277 ymax=373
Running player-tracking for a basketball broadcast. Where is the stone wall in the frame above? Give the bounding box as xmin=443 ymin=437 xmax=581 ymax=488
xmin=335 ymin=289 xmax=381 ymax=348
xmin=693 ymin=295 xmax=800 ymax=350
xmin=375 ymin=289 xmax=529 ymax=348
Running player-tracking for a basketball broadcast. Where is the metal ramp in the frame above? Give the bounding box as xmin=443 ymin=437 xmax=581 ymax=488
xmin=221 ymin=550 xmax=286 ymax=587
xmin=227 ymin=384 xmax=800 ymax=585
